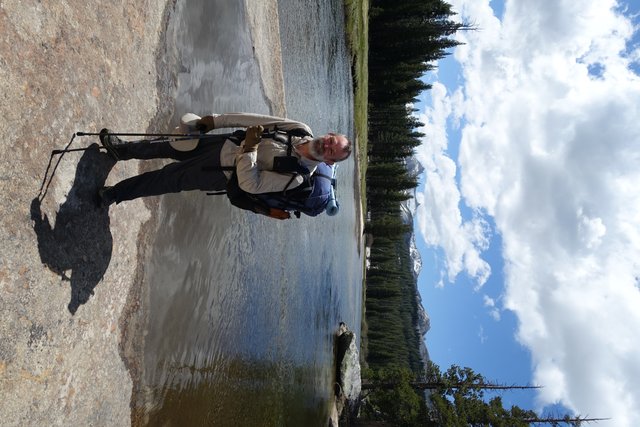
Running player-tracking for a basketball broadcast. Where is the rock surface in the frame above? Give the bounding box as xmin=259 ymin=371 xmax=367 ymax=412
xmin=0 ymin=1 xmax=285 ymax=425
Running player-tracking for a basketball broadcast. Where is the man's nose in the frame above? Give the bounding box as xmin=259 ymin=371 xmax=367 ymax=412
xmin=324 ymin=136 xmax=333 ymax=148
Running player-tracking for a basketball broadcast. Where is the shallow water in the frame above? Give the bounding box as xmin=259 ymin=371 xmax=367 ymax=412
xmin=136 ymin=1 xmax=361 ymax=425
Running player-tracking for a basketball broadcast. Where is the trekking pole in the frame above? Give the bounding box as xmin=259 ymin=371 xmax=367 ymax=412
xmin=75 ymin=131 xmax=224 ymax=138
xmin=75 ymin=131 xmax=228 ymax=152
xmin=52 ymin=146 xmax=100 ymax=154
xmin=50 ymin=134 xmax=218 ymax=155
xmin=38 ymin=133 xmax=78 ymax=201
xmin=74 ymin=113 xmax=212 ymax=139
xmin=40 ymin=132 xmax=205 ymax=199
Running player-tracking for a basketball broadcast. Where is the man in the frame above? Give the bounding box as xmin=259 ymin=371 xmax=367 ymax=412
xmin=97 ymin=112 xmax=351 ymax=217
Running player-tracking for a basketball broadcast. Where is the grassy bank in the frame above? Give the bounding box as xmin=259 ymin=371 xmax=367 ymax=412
xmin=344 ymin=0 xmax=369 ymax=365
xmin=344 ymin=0 xmax=368 ymax=188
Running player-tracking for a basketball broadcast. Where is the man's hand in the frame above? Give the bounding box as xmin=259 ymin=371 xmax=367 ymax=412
xmin=242 ymin=125 xmax=264 ymax=153
xmin=196 ymin=116 xmax=215 ymax=132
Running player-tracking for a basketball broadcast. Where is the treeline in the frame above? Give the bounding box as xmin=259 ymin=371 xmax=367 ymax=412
xmin=366 ymin=235 xmax=423 ymax=372
xmin=364 ymin=0 xmax=465 ymax=372
xmin=358 ymin=362 xmax=602 ymax=426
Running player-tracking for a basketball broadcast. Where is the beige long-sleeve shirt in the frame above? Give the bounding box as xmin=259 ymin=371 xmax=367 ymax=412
xmin=212 ymin=112 xmax=320 ymax=194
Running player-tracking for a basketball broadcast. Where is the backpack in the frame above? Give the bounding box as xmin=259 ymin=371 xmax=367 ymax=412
xmin=226 ymin=161 xmax=336 ymax=218
xmin=223 ymin=128 xmax=337 ymax=218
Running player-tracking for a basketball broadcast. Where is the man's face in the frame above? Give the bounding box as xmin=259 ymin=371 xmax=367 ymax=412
xmin=309 ymin=133 xmax=350 ymax=164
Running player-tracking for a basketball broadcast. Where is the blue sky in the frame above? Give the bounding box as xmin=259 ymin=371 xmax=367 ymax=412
xmin=413 ymin=0 xmax=640 ymax=423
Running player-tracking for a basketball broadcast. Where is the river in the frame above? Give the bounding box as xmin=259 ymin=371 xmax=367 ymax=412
xmin=135 ymin=1 xmax=362 ymax=425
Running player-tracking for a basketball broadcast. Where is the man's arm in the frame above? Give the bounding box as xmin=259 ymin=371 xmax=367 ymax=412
xmin=235 ymin=150 xmax=305 ymax=194
xmin=197 ymin=112 xmax=313 ymax=136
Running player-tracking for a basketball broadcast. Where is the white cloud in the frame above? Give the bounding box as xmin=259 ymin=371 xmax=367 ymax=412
xmin=415 ymin=83 xmax=491 ymax=288
xmin=483 ymin=295 xmax=501 ymax=321
xmin=419 ymin=0 xmax=640 ymax=425
xmin=479 ymin=325 xmax=488 ymax=344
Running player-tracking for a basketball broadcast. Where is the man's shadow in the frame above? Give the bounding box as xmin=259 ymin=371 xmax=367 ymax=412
xmin=31 ymin=144 xmax=115 ymax=314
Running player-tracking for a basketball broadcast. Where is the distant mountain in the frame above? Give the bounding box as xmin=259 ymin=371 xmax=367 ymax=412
xmin=401 ymin=156 xmax=431 ymax=367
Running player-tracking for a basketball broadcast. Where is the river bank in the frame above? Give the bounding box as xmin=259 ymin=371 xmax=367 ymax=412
xmin=0 ymin=0 xmax=293 ymax=425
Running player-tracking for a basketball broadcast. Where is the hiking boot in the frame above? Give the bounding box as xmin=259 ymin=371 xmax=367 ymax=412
xmin=99 ymin=128 xmax=125 ymax=160
xmin=97 ymin=186 xmax=116 ymax=208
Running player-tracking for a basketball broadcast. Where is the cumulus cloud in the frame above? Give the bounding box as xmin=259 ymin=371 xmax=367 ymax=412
xmin=415 ymin=83 xmax=491 ymax=288
xmin=418 ymin=0 xmax=640 ymax=424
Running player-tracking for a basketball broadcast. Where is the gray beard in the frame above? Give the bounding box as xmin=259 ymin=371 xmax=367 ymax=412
xmin=307 ymin=137 xmax=325 ymax=161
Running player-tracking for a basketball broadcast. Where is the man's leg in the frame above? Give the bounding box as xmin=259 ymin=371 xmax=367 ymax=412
xmin=101 ymin=143 xmax=229 ymax=205
xmin=111 ymin=139 xmax=182 ymax=160
xmin=101 ymin=130 xmax=229 ymax=161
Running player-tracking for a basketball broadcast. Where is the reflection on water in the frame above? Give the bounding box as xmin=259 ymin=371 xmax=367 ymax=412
xmin=145 ymin=358 xmax=330 ymax=426
xmin=134 ymin=0 xmax=361 ymax=425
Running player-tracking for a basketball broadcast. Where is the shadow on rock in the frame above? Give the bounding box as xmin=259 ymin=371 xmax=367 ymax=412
xmin=31 ymin=144 xmax=116 ymax=314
